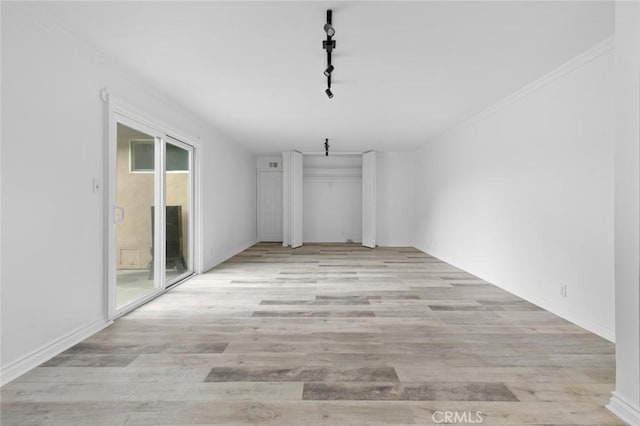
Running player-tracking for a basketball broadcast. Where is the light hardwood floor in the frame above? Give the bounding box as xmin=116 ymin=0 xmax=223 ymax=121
xmin=1 ymin=244 xmax=623 ymax=425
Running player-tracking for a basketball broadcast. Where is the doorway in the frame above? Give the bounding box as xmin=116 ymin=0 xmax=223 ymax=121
xmin=302 ymin=154 xmax=362 ymax=243
xmin=258 ymin=170 xmax=283 ymax=242
xmin=280 ymin=151 xmax=376 ymax=248
xmin=109 ymin=114 xmax=196 ymax=317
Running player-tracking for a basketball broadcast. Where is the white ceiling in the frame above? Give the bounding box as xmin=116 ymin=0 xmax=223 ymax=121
xmin=26 ymin=1 xmax=613 ymax=154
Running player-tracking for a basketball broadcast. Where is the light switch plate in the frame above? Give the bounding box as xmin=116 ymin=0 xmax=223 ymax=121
xmin=92 ymin=178 xmax=101 ymax=194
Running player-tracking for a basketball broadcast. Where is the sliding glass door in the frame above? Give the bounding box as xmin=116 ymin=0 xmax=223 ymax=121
xmin=115 ymin=122 xmax=162 ymax=309
xmin=110 ymin=116 xmax=195 ymax=316
xmin=164 ymin=138 xmax=193 ymax=286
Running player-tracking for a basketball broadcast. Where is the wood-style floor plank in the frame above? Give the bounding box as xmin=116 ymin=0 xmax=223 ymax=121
xmin=1 ymin=243 xmax=622 ymax=425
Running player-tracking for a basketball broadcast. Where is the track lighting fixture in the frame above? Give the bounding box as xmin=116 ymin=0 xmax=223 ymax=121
xmin=323 ymin=9 xmax=335 ymax=98
xmin=325 ymin=139 xmax=330 ymax=156
xmin=323 ymin=23 xmax=335 ymax=37
xmin=323 ymin=40 xmax=336 ymax=53
xmin=324 ymin=64 xmax=334 ymax=77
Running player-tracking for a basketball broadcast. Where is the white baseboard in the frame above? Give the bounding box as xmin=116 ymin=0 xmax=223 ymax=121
xmin=608 ymin=392 xmax=640 ymax=426
xmin=415 ymin=245 xmax=615 ymax=342
xmin=496 ymin=284 xmax=615 ymax=342
xmin=0 ymin=318 xmax=112 ymax=386
xmin=204 ymin=239 xmax=257 ymax=272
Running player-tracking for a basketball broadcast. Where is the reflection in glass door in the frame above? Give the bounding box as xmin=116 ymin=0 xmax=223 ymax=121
xmin=165 ymin=138 xmax=193 ymax=285
xmin=115 ymin=123 xmax=161 ymax=309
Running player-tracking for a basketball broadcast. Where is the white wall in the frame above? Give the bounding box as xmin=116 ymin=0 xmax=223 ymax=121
xmin=303 ymin=155 xmax=362 ymax=243
xmin=300 ymin=153 xmax=416 ymax=245
xmin=376 ymin=152 xmax=415 ymax=247
xmin=414 ymin=41 xmax=615 ymax=340
xmin=0 ymin=5 xmax=256 ymax=381
xmin=304 ymin=180 xmax=362 ymax=243
xmin=607 ymin=2 xmax=640 ymax=423
xmin=201 ymin=139 xmax=256 ymax=270
xmin=257 ymin=156 xmax=282 ymax=171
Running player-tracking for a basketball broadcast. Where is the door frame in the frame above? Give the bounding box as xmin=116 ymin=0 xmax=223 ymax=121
xmin=103 ymin=91 xmax=202 ymax=320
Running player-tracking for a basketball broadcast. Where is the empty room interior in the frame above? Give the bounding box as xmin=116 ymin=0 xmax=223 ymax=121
xmin=2 ymin=1 xmax=640 ymax=425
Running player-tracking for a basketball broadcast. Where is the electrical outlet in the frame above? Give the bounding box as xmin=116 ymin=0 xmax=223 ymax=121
xmin=560 ymin=284 xmax=567 ymax=298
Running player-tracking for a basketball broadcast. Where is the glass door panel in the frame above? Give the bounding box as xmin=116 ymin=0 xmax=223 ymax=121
xmin=115 ymin=123 xmax=160 ymax=309
xmin=165 ymin=138 xmax=192 ymax=285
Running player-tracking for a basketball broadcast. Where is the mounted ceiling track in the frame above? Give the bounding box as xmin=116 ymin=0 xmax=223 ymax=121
xmin=323 ymin=9 xmax=336 ymax=98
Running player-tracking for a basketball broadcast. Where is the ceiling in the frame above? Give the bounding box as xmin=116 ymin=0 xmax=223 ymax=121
xmin=22 ymin=1 xmax=613 ymax=154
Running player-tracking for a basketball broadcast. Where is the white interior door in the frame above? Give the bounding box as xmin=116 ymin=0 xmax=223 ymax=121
xmin=362 ymin=150 xmax=376 ymax=248
xmin=258 ymin=171 xmax=283 ymax=242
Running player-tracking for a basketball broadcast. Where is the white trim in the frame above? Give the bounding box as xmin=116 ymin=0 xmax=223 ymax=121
xmin=430 ymin=36 xmax=615 ymax=144
xmin=281 ymin=152 xmax=292 ymax=247
xmin=291 ymin=151 xmax=304 ymax=248
xmin=476 ymin=266 xmax=615 ymax=341
xmin=256 ymin=169 xmax=260 ymax=242
xmin=508 ymin=286 xmax=616 ymax=342
xmin=414 ymin=248 xmax=615 ymax=342
xmin=101 ymin=90 xmax=202 ymax=146
xmin=362 ymin=150 xmax=377 ymax=249
xmin=608 ymin=392 xmax=640 ymax=426
xmin=105 ymin=95 xmax=118 ymax=318
xmin=203 ymin=239 xmax=257 ymax=273
xmin=102 ymin=89 xmax=112 ymax=321
xmin=194 ymin=140 xmax=204 ymax=274
xmin=0 ymin=319 xmax=111 ymax=386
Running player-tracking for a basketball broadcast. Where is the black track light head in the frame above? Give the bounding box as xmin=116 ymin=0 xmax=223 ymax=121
xmin=324 ymin=23 xmax=335 ymax=37
xmin=322 ymin=39 xmax=336 ymax=52
xmin=325 ymin=139 xmax=330 ymax=156
xmin=324 ymin=64 xmax=334 ymax=77
xmin=325 ymin=88 xmax=333 ymax=98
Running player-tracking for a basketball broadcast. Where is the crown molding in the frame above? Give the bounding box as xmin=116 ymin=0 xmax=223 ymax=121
xmin=430 ymin=36 xmax=614 ymax=144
